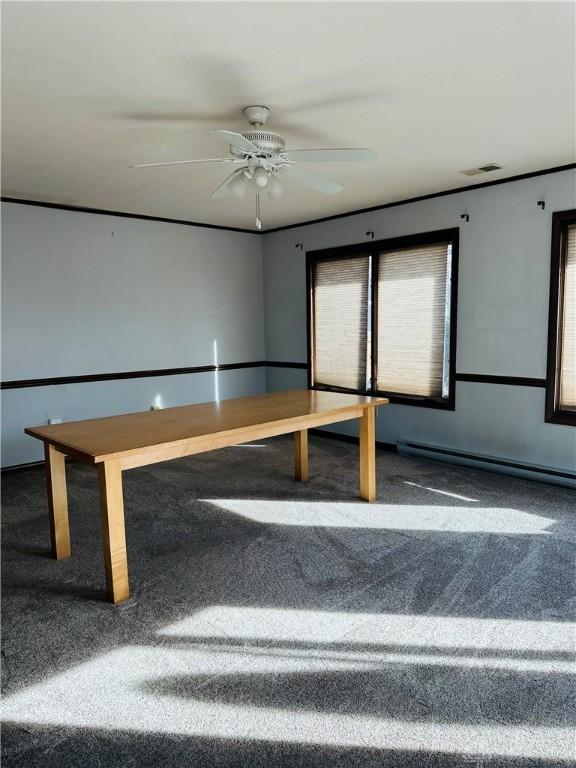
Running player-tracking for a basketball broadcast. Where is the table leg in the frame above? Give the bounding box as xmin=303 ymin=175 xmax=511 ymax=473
xmin=45 ymin=443 xmax=71 ymax=559
xmin=98 ymin=459 xmax=129 ymax=603
xmin=359 ymin=408 xmax=376 ymax=501
xmin=294 ymin=429 xmax=309 ymax=481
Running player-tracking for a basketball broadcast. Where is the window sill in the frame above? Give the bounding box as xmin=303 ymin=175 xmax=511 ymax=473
xmin=311 ymin=384 xmax=455 ymax=411
xmin=386 ymin=394 xmax=455 ymax=411
xmin=545 ymin=410 xmax=576 ymax=427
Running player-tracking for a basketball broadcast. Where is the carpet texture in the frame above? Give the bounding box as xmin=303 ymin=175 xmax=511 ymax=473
xmin=2 ymin=434 xmax=575 ymax=767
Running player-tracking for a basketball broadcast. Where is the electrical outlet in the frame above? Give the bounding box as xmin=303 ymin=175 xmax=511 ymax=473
xmin=48 ymin=417 xmax=63 ymax=425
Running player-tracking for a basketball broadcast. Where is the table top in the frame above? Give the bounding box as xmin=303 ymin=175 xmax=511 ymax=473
xmin=25 ymin=389 xmax=387 ymax=463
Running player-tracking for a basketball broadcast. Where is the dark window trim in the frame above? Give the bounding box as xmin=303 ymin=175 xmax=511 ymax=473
xmin=546 ymin=209 xmax=576 ymax=426
xmin=306 ymin=228 xmax=459 ymax=410
xmin=308 ymin=228 xmax=459 ymax=261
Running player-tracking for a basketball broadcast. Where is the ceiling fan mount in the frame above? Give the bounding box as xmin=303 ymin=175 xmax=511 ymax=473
xmin=242 ymin=104 xmax=271 ymax=127
xmin=131 ymin=105 xmax=377 ymax=229
xmin=228 ymin=106 xmax=285 ymax=157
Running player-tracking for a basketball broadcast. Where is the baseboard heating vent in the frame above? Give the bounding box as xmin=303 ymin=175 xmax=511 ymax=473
xmin=397 ymin=440 xmax=576 ymax=489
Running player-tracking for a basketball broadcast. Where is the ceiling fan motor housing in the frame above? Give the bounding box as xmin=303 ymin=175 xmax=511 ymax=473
xmin=232 ymin=130 xmax=286 ymax=158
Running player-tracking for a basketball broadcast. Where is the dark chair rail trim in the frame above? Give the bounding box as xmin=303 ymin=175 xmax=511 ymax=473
xmin=455 ymin=374 xmax=546 ymax=387
xmin=0 ymin=365 xmax=555 ymax=390
xmin=1 ymin=362 xmax=266 ymax=389
xmin=265 ymin=361 xmax=309 ymax=369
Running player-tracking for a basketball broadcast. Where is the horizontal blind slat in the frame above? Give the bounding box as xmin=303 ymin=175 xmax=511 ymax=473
xmin=313 ymin=256 xmax=369 ymax=391
xmin=377 ymin=243 xmax=448 ymax=397
xmin=560 ymin=224 xmax=576 ymax=410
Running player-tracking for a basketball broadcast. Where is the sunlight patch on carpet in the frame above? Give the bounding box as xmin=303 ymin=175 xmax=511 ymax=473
xmin=202 ymin=499 xmax=555 ymax=535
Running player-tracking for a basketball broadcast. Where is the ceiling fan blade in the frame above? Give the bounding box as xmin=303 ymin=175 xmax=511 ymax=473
xmin=282 ymin=165 xmax=343 ymax=195
xmin=210 ymin=168 xmax=248 ymax=200
xmin=130 ymin=158 xmax=242 ymax=168
xmin=284 ymin=148 xmax=377 ymax=163
xmin=213 ymin=129 xmax=260 ymax=155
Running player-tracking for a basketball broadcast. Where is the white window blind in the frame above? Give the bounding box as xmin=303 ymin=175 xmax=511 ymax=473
xmin=376 ymin=242 xmax=450 ymax=398
xmin=312 ymin=256 xmax=369 ymax=391
xmin=559 ymin=224 xmax=576 ymax=410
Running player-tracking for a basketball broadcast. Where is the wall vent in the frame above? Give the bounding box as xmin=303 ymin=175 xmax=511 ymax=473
xmin=397 ymin=440 xmax=575 ymax=489
xmin=460 ymin=163 xmax=503 ymax=176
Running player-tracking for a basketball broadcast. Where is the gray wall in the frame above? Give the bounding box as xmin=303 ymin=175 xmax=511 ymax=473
xmin=263 ymin=169 xmax=576 ymax=473
xmin=1 ymin=203 xmax=265 ymax=466
xmin=4 ymin=171 xmax=576 ymax=474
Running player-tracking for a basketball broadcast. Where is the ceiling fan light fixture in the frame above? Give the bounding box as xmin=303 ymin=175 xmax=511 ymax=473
xmin=268 ymin=176 xmax=284 ymax=199
xmin=253 ymin=167 xmax=269 ymax=188
xmin=229 ymin=173 xmax=250 ymax=199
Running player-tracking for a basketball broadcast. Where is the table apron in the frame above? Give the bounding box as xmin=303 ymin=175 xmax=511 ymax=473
xmin=118 ymin=408 xmax=365 ymax=471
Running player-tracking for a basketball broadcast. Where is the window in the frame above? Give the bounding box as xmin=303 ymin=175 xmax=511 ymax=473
xmin=376 ymin=241 xmax=451 ymax=399
xmin=546 ymin=210 xmax=576 ymax=425
xmin=308 ymin=229 xmax=459 ymax=409
xmin=312 ymin=255 xmax=370 ymax=391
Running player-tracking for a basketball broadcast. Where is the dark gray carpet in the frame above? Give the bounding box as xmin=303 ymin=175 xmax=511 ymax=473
xmin=2 ymin=435 xmax=575 ymax=767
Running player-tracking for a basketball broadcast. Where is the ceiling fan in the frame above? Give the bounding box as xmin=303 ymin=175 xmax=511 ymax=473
xmin=131 ymin=105 xmax=377 ymax=229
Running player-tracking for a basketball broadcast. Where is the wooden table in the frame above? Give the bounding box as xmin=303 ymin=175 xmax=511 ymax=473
xmin=25 ymin=389 xmax=388 ymax=603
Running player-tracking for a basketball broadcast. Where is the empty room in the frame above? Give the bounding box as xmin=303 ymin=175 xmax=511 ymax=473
xmin=1 ymin=1 xmax=575 ymax=766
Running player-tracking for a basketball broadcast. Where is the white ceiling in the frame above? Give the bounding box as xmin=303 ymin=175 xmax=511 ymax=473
xmin=2 ymin=1 xmax=575 ymax=231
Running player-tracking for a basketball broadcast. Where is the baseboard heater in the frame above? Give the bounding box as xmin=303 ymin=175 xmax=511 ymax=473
xmin=397 ymin=440 xmax=576 ymax=490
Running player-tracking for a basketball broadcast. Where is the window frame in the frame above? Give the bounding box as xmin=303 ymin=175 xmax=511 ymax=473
xmin=545 ymin=209 xmax=576 ymax=426
xmin=306 ymin=228 xmax=459 ymax=410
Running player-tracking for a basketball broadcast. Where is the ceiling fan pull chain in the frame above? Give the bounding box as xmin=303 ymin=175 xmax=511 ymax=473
xmin=256 ymin=193 xmax=262 ymax=230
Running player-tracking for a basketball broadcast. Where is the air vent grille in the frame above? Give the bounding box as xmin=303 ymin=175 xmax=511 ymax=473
xmin=460 ymin=163 xmax=503 ymax=176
